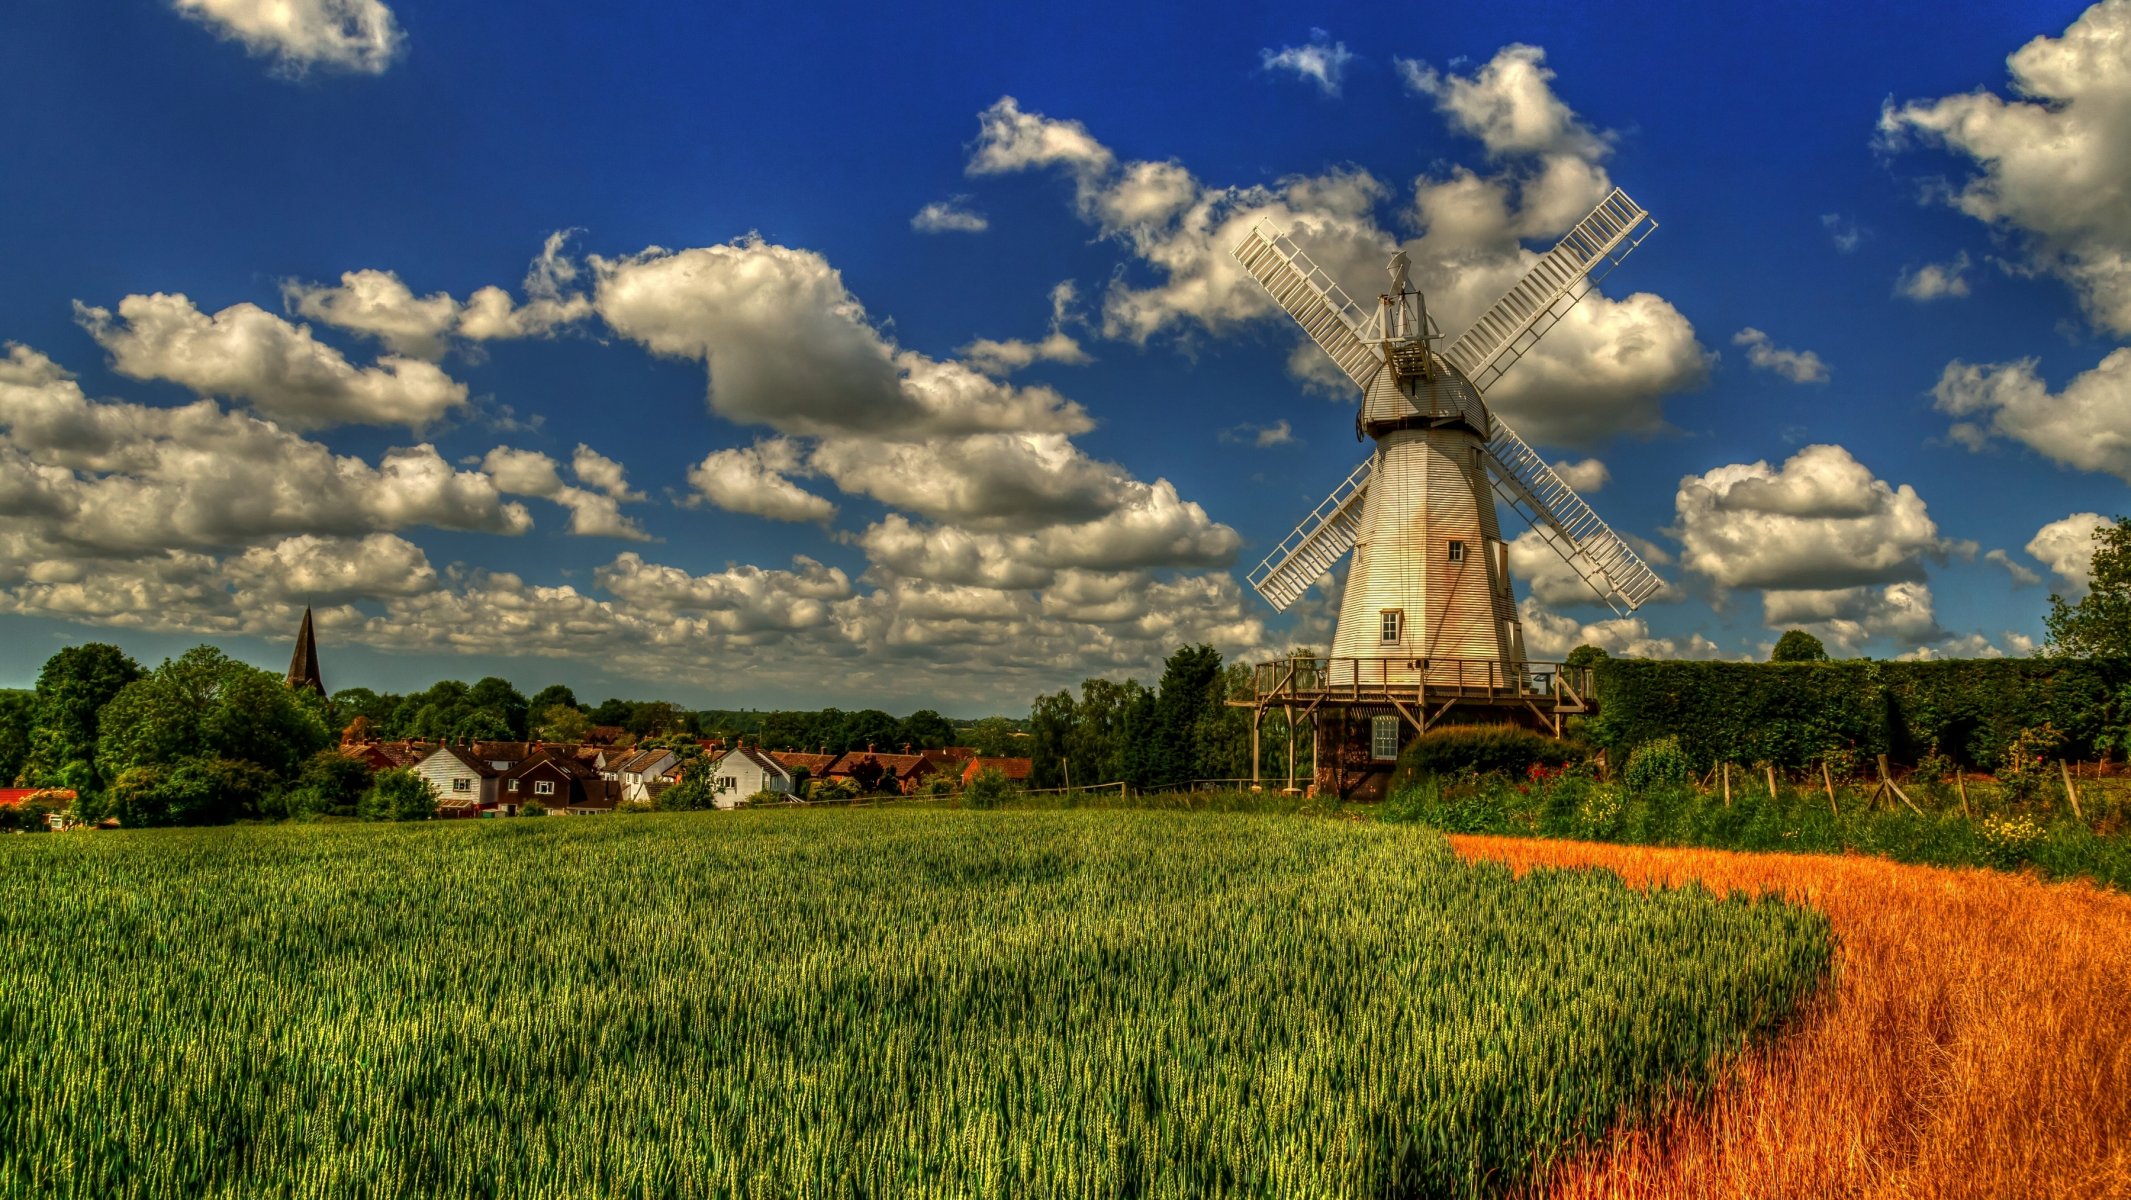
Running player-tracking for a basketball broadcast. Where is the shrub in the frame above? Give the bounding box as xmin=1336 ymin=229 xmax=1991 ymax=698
xmin=962 ymin=766 xmax=1019 ymax=809
xmin=359 ymin=769 xmax=437 ymax=822
xmin=1622 ymin=735 xmax=1694 ymax=794
xmin=519 ymin=800 xmax=548 ymax=818
xmin=1393 ymin=725 xmax=1579 ymax=783
xmin=108 ymin=757 xmax=277 ymax=827
xmin=742 ymin=790 xmax=787 ymax=807
xmin=656 ymin=778 xmax=718 ymax=811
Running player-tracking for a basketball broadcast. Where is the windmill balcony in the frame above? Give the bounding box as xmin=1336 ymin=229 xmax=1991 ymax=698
xmin=1243 ymin=655 xmax=1595 ymax=711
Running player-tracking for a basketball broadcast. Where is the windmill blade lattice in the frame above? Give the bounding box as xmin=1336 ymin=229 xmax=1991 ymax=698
xmin=1232 ymin=222 xmax=1383 ymax=389
xmin=1247 ymin=456 xmax=1373 ymax=611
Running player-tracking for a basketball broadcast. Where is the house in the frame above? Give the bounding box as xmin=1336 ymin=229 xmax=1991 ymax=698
xmin=706 ymin=745 xmax=794 ymax=808
xmin=825 ymin=749 xmax=936 ymax=794
xmin=602 ymin=747 xmax=678 ymax=804
xmin=499 ymin=757 xmax=619 ymax=816
xmin=962 ymin=757 xmax=1034 ymax=786
xmin=412 ymin=745 xmax=505 ymax=811
xmin=922 ymin=746 xmax=978 ymax=768
xmin=0 ymin=788 xmax=75 ymax=831
xmin=770 ymin=751 xmax=837 ymax=785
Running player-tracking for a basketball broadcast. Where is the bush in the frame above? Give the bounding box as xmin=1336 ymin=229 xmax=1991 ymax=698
xmin=656 ymin=778 xmax=718 ymax=811
xmin=279 ymin=750 xmax=375 ymax=819
xmin=519 ymin=800 xmax=548 ymax=818
xmin=962 ymin=767 xmax=1019 ymax=810
xmin=358 ymin=769 xmax=437 ymax=822
xmin=108 ymin=757 xmax=277 ymax=827
xmin=1393 ymin=725 xmax=1579 ymax=783
xmin=1622 ymin=735 xmax=1693 ymax=794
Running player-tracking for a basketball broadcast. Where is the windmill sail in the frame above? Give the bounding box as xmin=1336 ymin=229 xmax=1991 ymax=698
xmin=1247 ymin=456 xmax=1373 ymax=611
xmin=1439 ymin=189 xmax=1657 ymax=394
xmin=1232 ymin=222 xmax=1383 ymax=389
xmin=1483 ymin=422 xmax=1665 ymax=614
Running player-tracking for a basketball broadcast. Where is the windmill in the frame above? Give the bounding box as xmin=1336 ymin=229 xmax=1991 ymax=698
xmin=1230 ymin=189 xmax=1667 ymax=794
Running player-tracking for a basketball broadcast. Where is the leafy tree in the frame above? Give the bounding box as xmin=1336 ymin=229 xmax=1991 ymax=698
xmin=965 ymin=716 xmax=1020 ymax=758
xmin=1190 ymin=663 xmax=1254 ymax=783
xmin=328 ymin=687 xmax=399 ymax=732
xmin=527 ymin=684 xmax=581 ymax=717
xmin=1564 ymin=644 xmax=1611 ymax=670
xmin=962 ymin=766 xmax=1019 ymax=809
xmin=1770 ymin=630 xmax=1829 ymax=663
xmin=450 ymin=709 xmax=512 ymax=743
xmin=468 ymin=677 xmax=530 ymax=739
xmin=359 ymin=769 xmax=437 ymax=821
xmin=281 ymin=749 xmax=375 ymax=818
xmin=835 ymin=708 xmax=902 ymax=753
xmin=96 ymin=647 xmax=330 ymax=789
xmin=1148 ymin=644 xmax=1224 ymax=788
xmin=760 ymin=709 xmax=820 ymax=750
xmin=108 ymin=757 xmax=277 ymax=827
xmin=2045 ymin=516 xmax=2131 ymax=658
xmin=22 ymin=643 xmax=142 ymax=794
xmin=590 ymin=698 xmax=634 ymax=727
xmin=534 ymin=704 xmax=592 ymax=743
xmin=896 ymin=709 xmax=956 ymax=750
xmin=0 ymin=690 xmax=33 ymax=787
xmin=396 ymin=681 xmax=471 ymax=740
xmin=656 ymin=776 xmax=718 ymax=811
xmin=1027 ymin=690 xmax=1076 ymax=788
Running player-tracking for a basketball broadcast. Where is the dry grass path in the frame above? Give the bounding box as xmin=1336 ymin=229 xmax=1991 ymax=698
xmin=1448 ymin=835 xmax=2131 ymax=1200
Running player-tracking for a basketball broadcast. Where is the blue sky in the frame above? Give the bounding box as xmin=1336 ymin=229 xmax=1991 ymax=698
xmin=1 ymin=0 xmax=2126 ymax=714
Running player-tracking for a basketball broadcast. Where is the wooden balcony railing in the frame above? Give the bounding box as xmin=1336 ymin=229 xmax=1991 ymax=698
xmin=1243 ymin=656 xmax=1594 ymax=710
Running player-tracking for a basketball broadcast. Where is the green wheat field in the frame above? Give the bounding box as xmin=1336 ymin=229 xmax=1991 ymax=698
xmin=0 ymin=810 xmax=1830 ymax=1198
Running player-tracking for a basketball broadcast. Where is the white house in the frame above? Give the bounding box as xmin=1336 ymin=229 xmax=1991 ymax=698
xmin=603 ymin=748 xmax=679 ymax=804
xmin=411 ymin=745 xmax=501 ymax=811
xmin=706 ymin=745 xmax=794 ymax=809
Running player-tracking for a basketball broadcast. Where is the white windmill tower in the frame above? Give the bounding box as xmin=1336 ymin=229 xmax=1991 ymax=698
xmin=1230 ymin=189 xmax=1667 ymax=796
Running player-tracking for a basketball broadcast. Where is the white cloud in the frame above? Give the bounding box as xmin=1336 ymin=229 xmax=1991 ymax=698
xmin=1550 ymin=457 xmax=1609 ymax=493
xmin=0 ymin=344 xmax=529 ymax=557
xmin=853 ymin=482 xmax=1239 ymax=588
xmin=1985 ymin=547 xmax=2043 ymax=586
xmin=1672 ymin=443 xmax=1953 ymax=593
xmin=2026 ymin=511 xmax=2113 ymax=596
xmin=912 ymin=197 xmax=989 ymax=234
xmin=964 ymin=52 xmax=1710 ymax=447
xmin=222 ymin=533 xmax=436 ymax=602
xmin=479 ymin=445 xmax=648 ymax=541
xmin=172 ymin=0 xmax=403 ymax=75
xmin=75 ymin=293 xmax=467 ymax=429
xmin=1732 ymin=328 xmax=1830 ymax=384
xmin=284 ymin=232 xmax=594 ymax=358
xmin=1219 ymin=419 xmax=1296 ymax=448
xmin=1880 ymin=0 xmax=2131 ymax=334
xmin=1261 ymin=29 xmax=1356 ymax=98
xmin=1761 ymin=581 xmax=1944 ymax=654
xmin=1820 ymin=213 xmax=1865 ymax=254
xmin=957 ymin=281 xmax=1092 ymax=375
xmin=1933 ymin=349 xmax=2131 ymax=482
xmin=1896 ymin=253 xmax=1973 ymax=301
xmin=686 ymin=440 xmax=838 ymax=524
xmin=1517 ymin=598 xmax=1721 ymax=660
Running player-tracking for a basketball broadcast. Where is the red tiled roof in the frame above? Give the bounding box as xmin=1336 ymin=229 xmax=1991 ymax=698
xmin=963 ymin=757 xmax=1033 ymax=783
xmin=0 ymin=788 xmax=73 ymax=807
xmin=770 ymin=752 xmax=838 ymax=774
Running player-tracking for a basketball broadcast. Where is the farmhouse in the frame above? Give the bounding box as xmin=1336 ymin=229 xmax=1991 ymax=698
xmin=706 ymin=745 xmax=795 ymax=808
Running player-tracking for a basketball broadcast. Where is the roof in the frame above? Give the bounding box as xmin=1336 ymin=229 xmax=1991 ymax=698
xmin=963 ymin=757 xmax=1033 ymax=782
xmin=0 ymin=788 xmax=74 ymax=807
xmin=584 ymin=725 xmax=626 ymax=745
xmin=420 ymin=745 xmax=503 ymax=778
xmin=826 ymin=751 xmax=935 ymax=780
xmin=715 ymin=745 xmax=793 ymax=782
xmin=771 ymin=752 xmax=838 ymax=774
xmin=285 ymin=606 xmax=324 ymax=695
xmin=923 ymin=747 xmax=978 ymax=764
xmin=470 ymin=741 xmax=536 ymax=764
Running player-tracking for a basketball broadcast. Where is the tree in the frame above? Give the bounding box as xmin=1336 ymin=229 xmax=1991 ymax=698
xmin=22 ymin=643 xmax=142 ymax=794
xmin=2046 ymin=516 xmax=2131 ymax=659
xmin=590 ymin=698 xmax=634 ymax=727
xmin=468 ymin=678 xmax=530 ymax=739
xmin=0 ymin=691 xmax=33 ymax=787
xmin=656 ymin=776 xmax=718 ymax=811
xmin=108 ymin=757 xmax=277 ymax=828
xmin=450 ymin=709 xmax=512 ymax=743
xmin=1770 ymin=630 xmax=1830 ymax=663
xmin=1149 ymin=644 xmax=1223 ymax=788
xmin=834 ymin=708 xmax=902 ymax=753
xmin=966 ymin=716 xmax=1020 ymax=758
xmin=359 ymin=769 xmax=437 ymax=821
xmin=534 ymin=704 xmax=592 ymax=743
xmin=329 ymin=687 xmax=399 ymax=732
xmin=281 ymin=749 xmax=375 ymax=818
xmin=1027 ymin=691 xmax=1076 ymax=788
xmin=897 ymin=709 xmax=956 ymax=750
xmin=1564 ymin=644 xmax=1611 ymax=670
xmin=527 ymin=684 xmax=581 ymax=717
xmin=96 ymin=647 xmax=330 ymax=786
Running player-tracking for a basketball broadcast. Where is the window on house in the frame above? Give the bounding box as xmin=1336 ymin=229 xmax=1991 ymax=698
xmin=719 ymin=776 xmax=738 ymax=792
xmin=1380 ymin=609 xmax=1403 ymax=643
xmin=452 ymin=778 xmax=471 ymax=793
xmin=1370 ymin=716 xmax=1400 ymax=761
xmin=507 ymin=780 xmax=519 ymax=793
xmin=1448 ymin=540 xmax=1467 ymax=563
xmin=534 ymin=780 xmax=554 ymax=796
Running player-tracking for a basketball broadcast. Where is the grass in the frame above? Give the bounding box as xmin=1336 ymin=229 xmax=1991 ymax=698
xmin=1383 ymin=770 xmax=2131 ymax=890
xmin=1453 ymin=835 xmax=2131 ymax=1200
xmin=1 ymin=809 xmax=1828 ymax=1199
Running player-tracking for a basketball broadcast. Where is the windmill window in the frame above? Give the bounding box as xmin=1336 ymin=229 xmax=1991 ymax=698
xmin=1380 ymin=609 xmax=1403 ymax=643
xmin=1448 ymin=540 xmax=1467 ymax=563
xmin=1370 ymin=716 xmax=1400 ymax=761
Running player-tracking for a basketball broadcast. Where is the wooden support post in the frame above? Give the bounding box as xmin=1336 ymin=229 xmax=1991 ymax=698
xmin=2061 ymin=760 xmax=2084 ymax=821
xmin=1821 ymin=760 xmax=1839 ymax=817
xmin=1721 ymin=762 xmax=1731 ymax=808
xmin=1955 ymin=769 xmax=1969 ymax=818
xmin=1249 ymin=708 xmax=1262 ymax=792
xmin=1878 ymin=754 xmax=1926 ymax=817
xmin=1766 ymin=764 xmax=1780 ymax=801
xmin=1285 ymin=709 xmax=1297 ymax=795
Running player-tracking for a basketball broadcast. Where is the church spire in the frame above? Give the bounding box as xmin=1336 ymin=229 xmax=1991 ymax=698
xmin=286 ymin=606 xmax=325 ymax=695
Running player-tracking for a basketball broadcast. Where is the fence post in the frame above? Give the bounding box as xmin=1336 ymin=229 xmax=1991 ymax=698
xmin=1955 ymin=769 xmax=1970 ymax=818
xmin=2061 ymin=760 xmax=2084 ymax=821
xmin=1821 ymin=759 xmax=1839 ymax=817
xmin=1721 ymin=762 xmax=1731 ymax=808
xmin=1765 ymin=764 xmax=1779 ymax=801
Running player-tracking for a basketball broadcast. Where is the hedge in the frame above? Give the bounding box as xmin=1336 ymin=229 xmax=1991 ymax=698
xmin=1590 ymin=657 xmax=2131 ymax=770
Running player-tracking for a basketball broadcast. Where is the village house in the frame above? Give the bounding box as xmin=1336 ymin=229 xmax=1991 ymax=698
xmin=768 ymin=751 xmax=837 ymax=787
xmin=705 ymin=745 xmax=795 ymax=809
xmin=824 ymin=748 xmax=937 ymax=794
xmin=601 ymin=747 xmax=678 ymax=804
xmin=0 ymin=788 xmax=76 ymax=831
xmin=962 ymin=757 xmax=1034 ymax=786
xmin=413 ymin=745 xmax=505 ymax=813
xmin=499 ymin=756 xmax=620 ymax=816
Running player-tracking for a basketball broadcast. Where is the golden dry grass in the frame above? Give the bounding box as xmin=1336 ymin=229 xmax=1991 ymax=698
xmin=1447 ymin=835 xmax=2131 ymax=1199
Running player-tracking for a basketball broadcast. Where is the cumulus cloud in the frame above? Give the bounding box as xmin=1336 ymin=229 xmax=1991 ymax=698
xmin=1984 ymin=547 xmax=2043 ymax=586
xmin=1820 ymin=213 xmax=1865 ymax=254
xmin=1262 ymin=29 xmax=1356 ymax=97
xmin=1934 ymin=350 xmax=2131 ymax=483
xmin=853 ymin=481 xmax=1239 ymax=589
xmin=1517 ymin=598 xmax=1721 ymax=660
xmin=172 ymin=0 xmax=403 ymax=75
xmin=1672 ymin=443 xmax=1954 ymax=593
xmin=75 ymin=293 xmax=466 ymax=429
xmin=222 ymin=533 xmax=437 ymax=602
xmin=284 ymin=232 xmax=594 ymax=359
xmin=1550 ymin=457 xmax=1609 ymax=492
xmin=0 ymin=343 xmax=528 ymax=558
xmin=479 ymin=444 xmax=648 ymax=541
xmin=1220 ymin=419 xmax=1296 ymax=448
xmin=1880 ymin=0 xmax=2131 ymax=334
xmin=2026 ymin=511 xmax=2112 ymax=595
xmin=962 ymin=44 xmax=1710 ymax=448
xmin=1508 ymin=527 xmax=1673 ymax=608
xmin=1732 ymin=328 xmax=1830 ymax=383
xmin=912 ymin=197 xmax=989 ymax=234
xmin=957 ymin=281 xmax=1092 ymax=375
xmin=1896 ymin=253 xmax=1973 ymax=301
xmin=686 ymin=440 xmax=837 ymax=524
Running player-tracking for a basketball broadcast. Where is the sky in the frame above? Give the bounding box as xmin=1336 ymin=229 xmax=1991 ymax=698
xmin=1 ymin=0 xmax=2128 ymax=715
